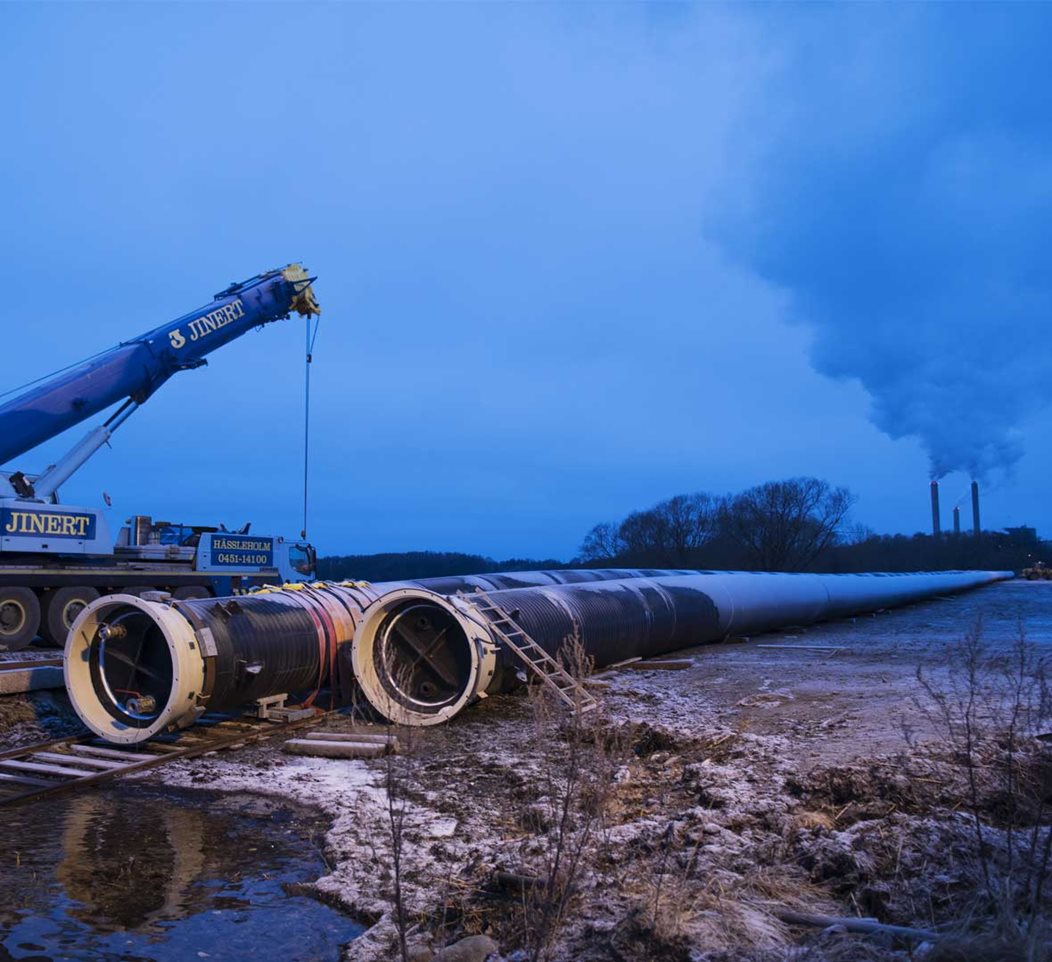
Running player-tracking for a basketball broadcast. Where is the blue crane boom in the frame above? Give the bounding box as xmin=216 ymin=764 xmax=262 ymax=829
xmin=0 ymin=264 xmax=320 ymax=470
xmin=0 ymin=265 xmax=321 ymax=651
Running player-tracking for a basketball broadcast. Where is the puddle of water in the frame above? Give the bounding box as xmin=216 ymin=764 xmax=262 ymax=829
xmin=0 ymin=788 xmax=362 ymax=962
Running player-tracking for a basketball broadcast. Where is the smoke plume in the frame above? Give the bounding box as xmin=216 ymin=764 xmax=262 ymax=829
xmin=721 ymin=6 xmax=1052 ymax=480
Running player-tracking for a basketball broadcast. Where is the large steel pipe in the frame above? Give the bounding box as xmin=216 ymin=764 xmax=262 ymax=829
xmin=349 ymin=570 xmax=1012 ymax=726
xmin=66 ymin=569 xmax=1012 ymax=741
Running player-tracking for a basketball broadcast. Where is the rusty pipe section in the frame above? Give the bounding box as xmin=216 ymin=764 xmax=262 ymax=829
xmin=63 ymin=582 xmax=378 ymax=743
xmin=66 ymin=569 xmax=1013 ymax=742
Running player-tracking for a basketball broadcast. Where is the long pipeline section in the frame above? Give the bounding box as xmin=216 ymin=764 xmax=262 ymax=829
xmin=65 ymin=569 xmax=1012 ymax=742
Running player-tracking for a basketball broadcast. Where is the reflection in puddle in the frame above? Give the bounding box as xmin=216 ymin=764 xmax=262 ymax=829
xmin=0 ymin=788 xmax=362 ymax=961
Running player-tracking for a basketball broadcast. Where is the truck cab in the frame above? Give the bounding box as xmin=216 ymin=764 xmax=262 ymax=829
xmin=118 ymin=517 xmax=317 ymax=584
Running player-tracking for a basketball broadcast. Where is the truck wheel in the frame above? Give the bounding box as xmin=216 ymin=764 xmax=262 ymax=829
xmin=41 ymin=586 xmax=100 ymax=648
xmin=0 ymin=587 xmax=41 ymax=651
xmin=173 ymin=586 xmax=211 ymax=601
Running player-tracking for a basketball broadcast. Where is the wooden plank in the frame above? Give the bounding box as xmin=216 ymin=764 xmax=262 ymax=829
xmin=0 ymin=734 xmax=83 ymax=761
xmin=0 ymin=706 xmax=331 ymax=808
xmin=622 ymin=659 xmax=693 ymax=671
xmin=0 ymin=771 xmax=57 ymax=788
xmin=146 ymin=741 xmax=194 ymax=753
xmin=0 ymin=759 xmax=88 ymax=779
xmin=603 ymin=656 xmax=642 ymax=670
xmin=71 ymin=744 xmax=162 ymax=763
xmin=32 ymin=752 xmax=126 ymax=770
xmin=774 ymin=909 xmax=938 ymax=942
xmin=755 ymin=645 xmax=844 ymax=652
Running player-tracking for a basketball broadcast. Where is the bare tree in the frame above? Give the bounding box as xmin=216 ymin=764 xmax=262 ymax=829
xmin=720 ymin=477 xmax=854 ymax=571
xmin=579 ymin=522 xmax=624 ymax=564
xmin=617 ymin=508 xmax=673 ymax=565
xmin=580 ymin=493 xmax=719 ymax=566
xmin=654 ymin=493 xmax=719 ymax=564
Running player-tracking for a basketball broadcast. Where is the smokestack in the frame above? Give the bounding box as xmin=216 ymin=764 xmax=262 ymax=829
xmin=971 ymin=480 xmax=981 ymax=536
xmin=953 ymin=505 xmax=961 ymax=535
xmin=930 ymin=480 xmax=941 ymax=538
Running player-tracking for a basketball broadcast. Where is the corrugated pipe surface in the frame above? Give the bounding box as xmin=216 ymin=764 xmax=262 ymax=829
xmin=392 ymin=567 xmax=703 ymax=593
xmin=346 ymin=569 xmax=1012 ymax=726
xmin=63 ymin=569 xmax=691 ymax=742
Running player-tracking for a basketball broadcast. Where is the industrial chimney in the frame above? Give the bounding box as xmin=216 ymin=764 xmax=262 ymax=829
xmin=971 ymin=480 xmax=981 ymax=537
xmin=930 ymin=480 xmax=941 ymax=538
xmin=953 ymin=505 xmax=961 ymax=535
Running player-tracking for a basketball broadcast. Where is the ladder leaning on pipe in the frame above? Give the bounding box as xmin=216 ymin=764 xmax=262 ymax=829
xmin=457 ymin=590 xmax=598 ymax=715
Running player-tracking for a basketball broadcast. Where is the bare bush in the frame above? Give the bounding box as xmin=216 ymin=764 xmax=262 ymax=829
xmin=515 ymin=632 xmax=624 ymax=961
xmin=376 ymin=662 xmax=422 ymax=962
xmin=913 ymin=619 xmax=1052 ymax=944
xmin=579 ymin=521 xmax=625 ymax=565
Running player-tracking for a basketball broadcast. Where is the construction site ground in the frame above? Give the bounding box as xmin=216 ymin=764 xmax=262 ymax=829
xmin=2 ymin=579 xmax=1048 ymax=961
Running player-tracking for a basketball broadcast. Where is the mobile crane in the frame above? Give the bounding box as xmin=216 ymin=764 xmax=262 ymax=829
xmin=0 ymin=264 xmax=321 ymax=649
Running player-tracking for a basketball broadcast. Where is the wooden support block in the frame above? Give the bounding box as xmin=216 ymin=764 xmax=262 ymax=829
xmin=304 ymin=732 xmax=399 ymax=749
xmin=264 ymin=707 xmax=316 ymax=723
xmin=283 ymin=739 xmax=386 ymax=759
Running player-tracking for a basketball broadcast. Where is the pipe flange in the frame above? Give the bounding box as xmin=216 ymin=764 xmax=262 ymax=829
xmin=66 ymin=594 xmax=205 ymax=743
xmin=351 ymin=588 xmax=489 ymax=726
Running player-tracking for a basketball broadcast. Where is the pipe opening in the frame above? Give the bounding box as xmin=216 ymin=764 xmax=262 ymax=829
xmin=374 ymin=601 xmax=472 ymax=713
xmin=66 ymin=594 xmax=205 ymax=744
xmin=89 ymin=608 xmax=175 ymax=727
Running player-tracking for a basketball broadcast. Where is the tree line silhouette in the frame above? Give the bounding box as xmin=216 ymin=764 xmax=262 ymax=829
xmin=580 ymin=476 xmax=1042 ymax=573
xmin=318 ymin=477 xmax=1045 ymax=580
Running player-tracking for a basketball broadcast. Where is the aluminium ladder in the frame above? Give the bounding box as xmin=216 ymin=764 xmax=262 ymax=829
xmin=458 ymin=590 xmax=598 ymax=715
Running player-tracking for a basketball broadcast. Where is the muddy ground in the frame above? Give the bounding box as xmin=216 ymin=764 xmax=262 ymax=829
xmin=4 ymin=580 xmax=1050 ymax=960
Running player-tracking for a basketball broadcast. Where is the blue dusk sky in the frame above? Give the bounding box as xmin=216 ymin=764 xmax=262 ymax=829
xmin=3 ymin=3 xmax=1051 ymax=560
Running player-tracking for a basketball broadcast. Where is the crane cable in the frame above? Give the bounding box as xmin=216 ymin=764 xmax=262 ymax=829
xmin=301 ymin=315 xmax=321 ymax=541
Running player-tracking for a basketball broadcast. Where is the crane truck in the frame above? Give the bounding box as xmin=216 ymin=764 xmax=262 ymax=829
xmin=0 ymin=264 xmax=321 ymax=650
